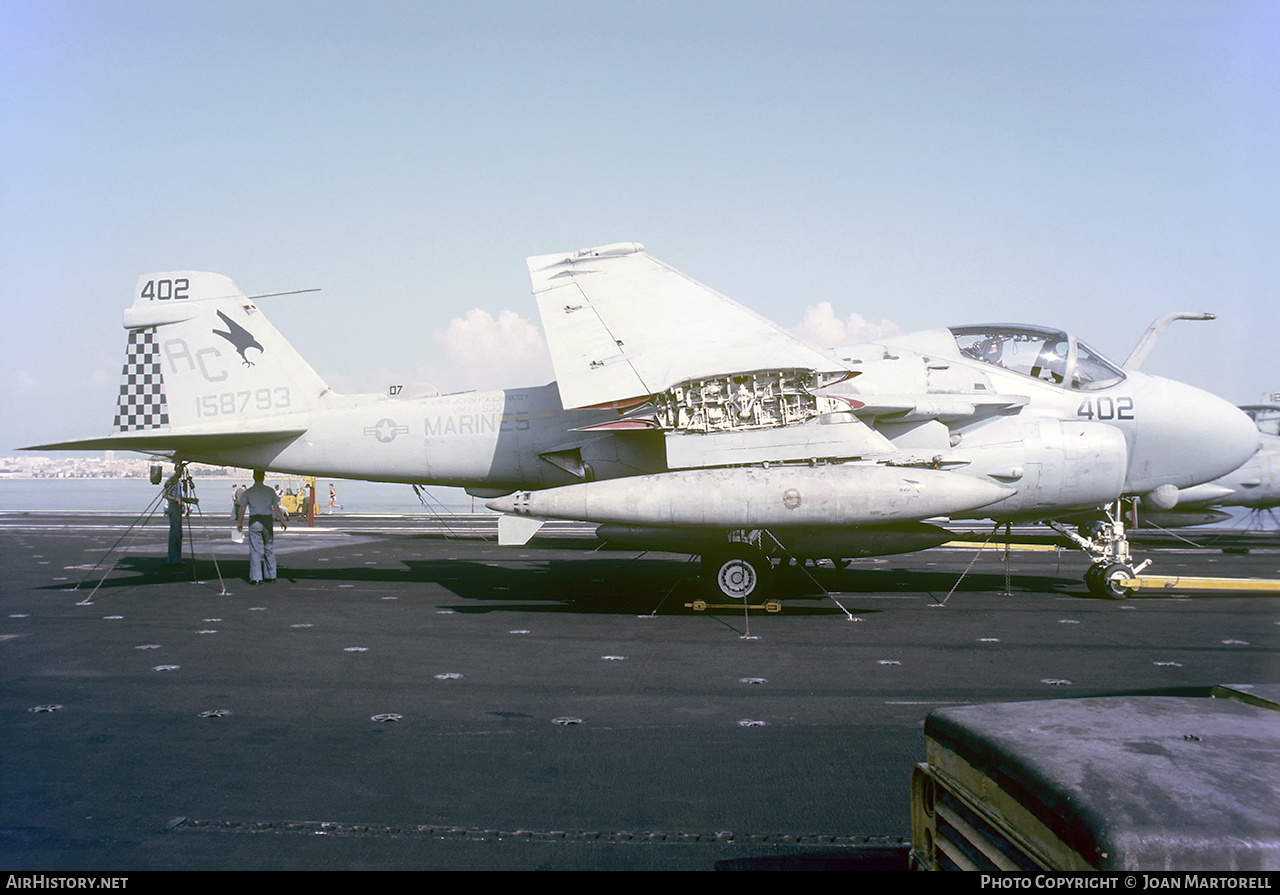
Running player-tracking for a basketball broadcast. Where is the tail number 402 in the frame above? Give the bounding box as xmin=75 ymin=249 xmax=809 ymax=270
xmin=140 ymin=279 xmax=190 ymax=301
xmin=1077 ymin=397 xmax=1134 ymax=420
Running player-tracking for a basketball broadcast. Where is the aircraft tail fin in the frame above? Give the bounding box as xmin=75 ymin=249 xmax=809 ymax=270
xmin=109 ymin=272 xmax=330 ymax=437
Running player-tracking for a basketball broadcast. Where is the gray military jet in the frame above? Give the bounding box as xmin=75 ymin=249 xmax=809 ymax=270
xmin=27 ymin=251 xmax=1259 ymax=600
xmin=486 ymin=244 xmax=1260 ymax=599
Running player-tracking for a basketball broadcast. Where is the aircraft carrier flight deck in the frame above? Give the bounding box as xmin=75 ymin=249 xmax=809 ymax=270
xmin=2 ymin=512 xmax=1277 ymax=871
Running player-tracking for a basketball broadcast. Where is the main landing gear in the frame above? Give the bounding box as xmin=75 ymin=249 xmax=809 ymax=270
xmin=701 ymin=543 xmax=772 ymax=601
xmin=1050 ymin=499 xmax=1151 ymax=599
xmin=699 ymin=531 xmax=861 ymax=603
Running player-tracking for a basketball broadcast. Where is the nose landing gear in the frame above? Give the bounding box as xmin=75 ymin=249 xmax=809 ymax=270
xmin=1050 ymin=500 xmax=1151 ymax=599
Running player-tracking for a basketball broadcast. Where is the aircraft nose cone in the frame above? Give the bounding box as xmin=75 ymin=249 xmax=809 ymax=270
xmin=1126 ymin=376 xmax=1260 ymax=493
xmin=1214 ymin=399 xmax=1263 ymax=470
xmin=1174 ymin=390 xmax=1260 ymax=485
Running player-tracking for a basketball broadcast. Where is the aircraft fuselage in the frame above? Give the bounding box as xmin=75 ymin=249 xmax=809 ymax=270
xmin=169 ymin=382 xmax=667 ymax=491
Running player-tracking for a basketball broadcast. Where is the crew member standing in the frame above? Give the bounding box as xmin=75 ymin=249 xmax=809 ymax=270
xmin=163 ymin=470 xmax=195 ymax=565
xmin=236 ymin=470 xmax=287 ymax=584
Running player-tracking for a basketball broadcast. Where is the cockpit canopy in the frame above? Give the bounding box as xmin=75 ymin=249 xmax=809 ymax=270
xmin=949 ymin=324 xmax=1126 ymax=391
xmin=1240 ymin=405 xmax=1280 ymax=437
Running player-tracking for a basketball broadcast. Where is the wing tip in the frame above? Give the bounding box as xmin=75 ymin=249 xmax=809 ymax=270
xmin=527 ymin=242 xmax=645 ymax=272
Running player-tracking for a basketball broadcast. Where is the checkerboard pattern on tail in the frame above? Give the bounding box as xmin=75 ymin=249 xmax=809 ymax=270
xmin=113 ymin=327 xmax=170 ymax=431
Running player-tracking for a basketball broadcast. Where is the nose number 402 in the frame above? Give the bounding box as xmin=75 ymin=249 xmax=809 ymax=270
xmin=1077 ymin=397 xmax=1134 ymax=421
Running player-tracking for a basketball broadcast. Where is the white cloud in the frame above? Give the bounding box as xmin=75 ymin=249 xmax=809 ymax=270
xmin=791 ymin=302 xmax=901 ymax=348
xmin=428 ymin=309 xmax=553 ymax=392
xmin=314 ymin=308 xmax=553 ymax=396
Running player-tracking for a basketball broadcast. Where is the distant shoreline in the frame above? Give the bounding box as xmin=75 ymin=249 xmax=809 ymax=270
xmin=0 ymin=475 xmax=474 ymax=514
xmin=0 ymin=473 xmax=234 ymax=480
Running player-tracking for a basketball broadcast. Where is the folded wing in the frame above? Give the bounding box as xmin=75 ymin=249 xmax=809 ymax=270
xmin=527 ymin=243 xmax=847 ymax=410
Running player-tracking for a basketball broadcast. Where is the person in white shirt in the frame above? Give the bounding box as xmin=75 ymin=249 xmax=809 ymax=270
xmin=235 ymin=470 xmax=287 ymax=584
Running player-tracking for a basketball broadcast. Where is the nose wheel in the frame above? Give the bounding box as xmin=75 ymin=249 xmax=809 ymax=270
xmin=1084 ymin=562 xmax=1135 ymax=599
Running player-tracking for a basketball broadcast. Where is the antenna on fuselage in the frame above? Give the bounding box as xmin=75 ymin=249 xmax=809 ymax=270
xmin=244 ymin=288 xmax=322 ymax=299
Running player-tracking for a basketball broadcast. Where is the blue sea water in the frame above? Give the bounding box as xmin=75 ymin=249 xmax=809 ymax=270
xmin=0 ymin=477 xmax=479 ymax=514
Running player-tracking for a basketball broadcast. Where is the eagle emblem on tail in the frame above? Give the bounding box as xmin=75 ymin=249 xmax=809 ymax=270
xmin=212 ymin=310 xmax=264 ymax=366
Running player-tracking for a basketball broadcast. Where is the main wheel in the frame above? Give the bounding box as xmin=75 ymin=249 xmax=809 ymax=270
xmin=1085 ymin=562 xmax=1133 ymax=599
xmin=702 ymin=545 xmax=771 ymax=601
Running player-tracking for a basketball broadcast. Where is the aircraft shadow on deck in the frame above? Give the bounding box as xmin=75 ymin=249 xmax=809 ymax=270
xmin=40 ymin=552 xmax=1087 ymax=614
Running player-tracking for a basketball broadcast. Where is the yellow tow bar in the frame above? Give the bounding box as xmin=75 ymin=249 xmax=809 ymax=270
xmin=1118 ymin=575 xmax=1280 ymax=593
xmin=686 ymin=600 xmax=783 ymax=612
xmin=942 ymin=541 xmax=1062 ymax=552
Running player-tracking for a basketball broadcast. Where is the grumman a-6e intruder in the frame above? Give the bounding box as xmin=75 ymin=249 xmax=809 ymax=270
xmin=28 ymin=245 xmax=1259 ymax=600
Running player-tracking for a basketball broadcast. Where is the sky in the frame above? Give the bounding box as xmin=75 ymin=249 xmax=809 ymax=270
xmin=3 ymin=0 xmax=1278 ymax=453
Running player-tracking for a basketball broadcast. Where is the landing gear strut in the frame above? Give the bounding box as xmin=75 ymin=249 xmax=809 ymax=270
xmin=1050 ymin=499 xmax=1151 ymax=599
